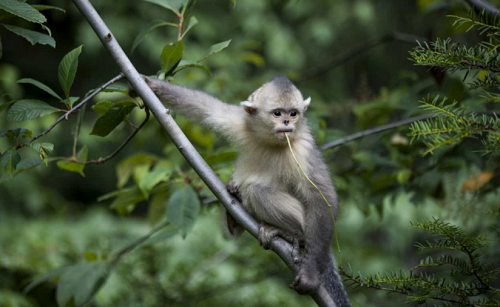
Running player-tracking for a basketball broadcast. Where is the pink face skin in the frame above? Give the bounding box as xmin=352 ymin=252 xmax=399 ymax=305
xmin=272 ymin=108 xmax=299 ymax=140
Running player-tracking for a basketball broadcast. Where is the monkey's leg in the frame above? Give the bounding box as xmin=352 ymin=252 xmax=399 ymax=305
xmin=245 ymin=184 xmax=305 ymax=248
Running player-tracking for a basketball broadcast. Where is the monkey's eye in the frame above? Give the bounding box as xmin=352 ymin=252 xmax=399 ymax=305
xmin=290 ymin=111 xmax=297 ymax=117
xmin=273 ymin=110 xmax=282 ymax=117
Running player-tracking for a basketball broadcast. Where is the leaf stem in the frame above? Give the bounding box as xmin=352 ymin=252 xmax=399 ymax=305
xmin=110 ymin=219 xmax=171 ymax=266
xmin=15 ymin=74 xmax=124 ymax=150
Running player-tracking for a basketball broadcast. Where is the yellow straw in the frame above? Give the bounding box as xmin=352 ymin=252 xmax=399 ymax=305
xmin=284 ymin=132 xmax=341 ymax=255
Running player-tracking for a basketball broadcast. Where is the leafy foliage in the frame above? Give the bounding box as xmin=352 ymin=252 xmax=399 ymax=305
xmin=409 ymin=11 xmax=500 ymax=156
xmin=341 ymin=219 xmax=500 ymax=307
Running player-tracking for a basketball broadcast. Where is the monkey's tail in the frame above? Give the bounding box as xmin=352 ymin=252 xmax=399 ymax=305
xmin=322 ymin=253 xmax=352 ymax=307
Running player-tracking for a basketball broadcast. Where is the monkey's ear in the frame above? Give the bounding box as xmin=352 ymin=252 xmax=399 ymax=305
xmin=303 ymin=97 xmax=311 ymax=111
xmin=240 ymin=101 xmax=257 ymax=114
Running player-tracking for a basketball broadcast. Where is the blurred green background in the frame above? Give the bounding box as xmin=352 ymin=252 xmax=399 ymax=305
xmin=1 ymin=0 xmax=499 ymax=306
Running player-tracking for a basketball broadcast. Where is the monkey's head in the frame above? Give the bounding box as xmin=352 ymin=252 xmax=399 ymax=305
xmin=240 ymin=76 xmax=311 ymax=144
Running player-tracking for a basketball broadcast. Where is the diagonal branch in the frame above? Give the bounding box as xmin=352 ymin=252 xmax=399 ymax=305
xmin=15 ymin=74 xmax=124 ymax=150
xmin=71 ymin=1 xmax=336 ymax=306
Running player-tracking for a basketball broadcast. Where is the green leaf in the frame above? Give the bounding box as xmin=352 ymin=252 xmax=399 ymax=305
xmin=161 ymin=41 xmax=184 ymax=75
xmin=63 ymin=96 xmax=79 ymax=108
xmin=24 ymin=266 xmax=69 ymax=294
xmin=56 ymin=262 xmax=110 ymax=307
xmin=90 ymin=101 xmax=136 ymax=137
xmin=14 ymin=156 xmax=42 ymax=174
xmin=59 ymin=46 xmax=83 ymax=99
xmin=32 ymin=4 xmax=66 ymax=13
xmin=141 ymin=0 xmax=184 ymax=14
xmin=88 ymin=85 xmax=128 ymax=96
xmin=0 ymin=128 xmax=31 ymax=139
xmin=180 ymin=16 xmax=198 ymax=39
xmin=56 ymin=146 xmax=88 ymax=177
xmin=229 ymin=0 xmax=236 ymax=8
xmin=110 ymin=186 xmax=146 ymax=216
xmin=2 ymin=24 xmax=55 ymax=48
xmin=17 ymin=78 xmax=62 ymax=100
xmin=7 ymin=99 xmax=60 ymax=122
xmin=116 ymin=153 xmax=158 ymax=188
xmin=198 ymin=40 xmax=231 ymax=62
xmin=166 ymin=184 xmax=200 ymax=238
xmin=84 ymin=251 xmax=98 ymax=262
xmin=29 ymin=142 xmax=54 ymax=165
xmin=148 ymin=190 xmax=168 ymax=226
xmin=138 ymin=162 xmax=172 ymax=199
xmin=0 ymin=99 xmax=15 ymax=114
xmin=92 ymin=101 xmax=114 ymax=116
xmin=1 ymin=148 xmax=20 ymax=177
xmin=174 ymin=60 xmax=211 ymax=74
xmin=0 ymin=0 xmax=47 ymax=23
xmin=131 ymin=19 xmax=178 ymax=54
xmin=145 ymin=226 xmax=178 ymax=245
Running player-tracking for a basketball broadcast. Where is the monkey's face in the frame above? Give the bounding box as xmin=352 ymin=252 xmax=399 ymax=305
xmin=269 ymin=108 xmax=301 ymax=140
xmin=241 ymin=76 xmax=311 ymax=144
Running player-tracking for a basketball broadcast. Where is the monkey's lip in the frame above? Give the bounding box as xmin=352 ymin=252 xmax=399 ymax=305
xmin=276 ymin=128 xmax=293 ymax=139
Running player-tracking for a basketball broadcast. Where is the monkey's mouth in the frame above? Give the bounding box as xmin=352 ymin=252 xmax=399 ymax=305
xmin=276 ymin=128 xmax=293 ymax=139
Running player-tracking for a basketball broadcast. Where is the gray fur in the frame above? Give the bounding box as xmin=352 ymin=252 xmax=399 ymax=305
xmin=144 ymin=76 xmax=351 ymax=306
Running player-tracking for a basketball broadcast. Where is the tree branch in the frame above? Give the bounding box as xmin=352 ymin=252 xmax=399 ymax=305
xmin=84 ymin=106 xmax=150 ymax=165
xmin=300 ymin=32 xmax=426 ymax=82
xmin=15 ymin=74 xmax=124 ymax=150
xmin=464 ymin=0 xmax=500 ymax=15
xmin=110 ymin=220 xmax=170 ymax=266
xmin=71 ymin=1 xmax=336 ymax=306
xmin=321 ymin=110 xmax=500 ymax=151
xmin=321 ymin=114 xmax=436 ymax=151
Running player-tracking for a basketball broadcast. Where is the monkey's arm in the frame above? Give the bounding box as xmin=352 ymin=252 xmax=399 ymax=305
xmin=145 ymin=77 xmax=245 ymax=142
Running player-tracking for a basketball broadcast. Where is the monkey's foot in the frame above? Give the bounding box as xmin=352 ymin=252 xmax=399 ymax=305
xmin=290 ymin=268 xmax=321 ymax=294
xmin=225 ymin=179 xmax=241 ymax=201
xmin=258 ymin=223 xmax=295 ymax=250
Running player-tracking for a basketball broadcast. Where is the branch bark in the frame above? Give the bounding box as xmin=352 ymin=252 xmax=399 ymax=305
xmin=71 ymin=0 xmax=336 ymax=306
xmin=464 ymin=0 xmax=500 ymax=15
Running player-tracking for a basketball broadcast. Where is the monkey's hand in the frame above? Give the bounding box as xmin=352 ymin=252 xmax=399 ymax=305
xmin=225 ymin=179 xmax=241 ymax=201
xmin=290 ymin=265 xmax=321 ymax=294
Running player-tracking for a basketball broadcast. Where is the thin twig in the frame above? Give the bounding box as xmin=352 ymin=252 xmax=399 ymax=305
xmin=321 ymin=110 xmax=500 ymax=151
xmin=300 ymin=32 xmax=426 ymax=82
xmin=110 ymin=220 xmax=170 ymax=266
xmin=84 ymin=106 xmax=150 ymax=165
xmin=464 ymin=0 xmax=500 ymax=15
xmin=321 ymin=114 xmax=436 ymax=151
xmin=15 ymin=74 xmax=124 ymax=150
xmin=177 ymin=13 xmax=184 ymax=41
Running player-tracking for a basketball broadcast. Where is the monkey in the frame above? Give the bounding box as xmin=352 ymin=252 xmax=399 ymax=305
xmin=142 ymin=75 xmax=351 ymax=306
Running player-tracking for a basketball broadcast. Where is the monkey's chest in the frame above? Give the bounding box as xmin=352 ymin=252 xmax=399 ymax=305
xmin=233 ymin=151 xmax=310 ymax=197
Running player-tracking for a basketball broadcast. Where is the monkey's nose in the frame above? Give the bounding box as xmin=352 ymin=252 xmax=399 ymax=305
xmin=283 ymin=120 xmax=289 ymax=125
